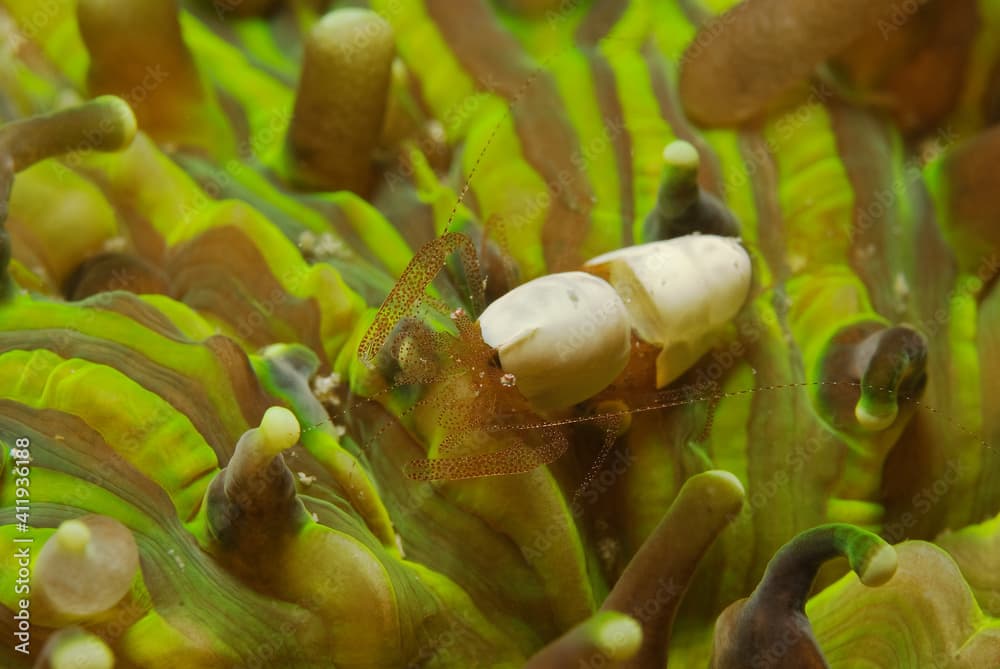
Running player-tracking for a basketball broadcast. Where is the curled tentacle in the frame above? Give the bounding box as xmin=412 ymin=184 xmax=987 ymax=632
xmin=817 ymin=323 xmax=929 ymax=433
xmin=809 ymin=542 xmax=1000 ymax=667
xmin=852 ymin=326 xmax=929 ymax=431
xmin=710 ymin=524 xmax=897 ymax=668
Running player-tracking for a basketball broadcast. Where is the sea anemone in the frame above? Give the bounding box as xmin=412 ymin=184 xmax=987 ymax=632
xmin=1 ymin=0 xmax=999 ymax=667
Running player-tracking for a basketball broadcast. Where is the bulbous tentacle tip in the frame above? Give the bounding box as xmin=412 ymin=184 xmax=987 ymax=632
xmin=260 ymin=342 xmax=321 ymax=381
xmin=642 ymin=140 xmax=740 ymax=242
xmin=662 ymin=139 xmax=700 ymax=168
xmin=87 ymin=95 xmax=138 ymax=150
xmin=76 ymin=0 xmax=193 ymax=81
xmin=36 ymin=627 xmax=115 ymax=669
xmin=0 ymin=97 xmax=136 ymax=300
xmin=260 ymin=405 xmax=301 ymax=454
xmin=592 ymin=613 xmax=643 ymax=660
xmin=703 ymin=469 xmax=745 ymax=495
xmin=854 ymin=400 xmax=898 ymax=432
xmin=34 ymin=516 xmax=140 ymax=623
xmin=524 ymin=611 xmax=642 ymax=668
xmin=857 ymin=543 xmax=898 ymax=587
xmin=53 ymin=519 xmax=91 ymax=554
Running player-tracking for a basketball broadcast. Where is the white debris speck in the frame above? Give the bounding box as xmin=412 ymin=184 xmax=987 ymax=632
xmin=426 ymin=120 xmax=446 ymax=144
xmin=102 ymin=236 xmax=128 ymax=253
xmin=298 ymin=231 xmax=343 ymax=261
xmin=787 ymin=253 xmax=806 ymax=273
xmin=314 ymin=233 xmax=343 ymax=259
xmin=299 ymin=230 xmax=317 ymax=253
xmin=297 ymin=471 xmax=317 ymax=487
xmin=311 ymin=372 xmax=343 ymax=406
xmin=395 ymin=533 xmax=406 ymax=557
xmin=167 ymin=548 xmax=186 ymax=570
xmin=893 ymin=273 xmax=910 ymax=302
xmin=596 ymin=536 xmax=619 ymax=571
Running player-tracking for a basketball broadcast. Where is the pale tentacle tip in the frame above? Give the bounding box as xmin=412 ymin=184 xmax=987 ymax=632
xmin=701 ymin=469 xmax=746 ymax=499
xmin=314 ymin=6 xmax=391 ymax=36
xmin=662 ymin=139 xmax=699 ymax=168
xmin=50 ymin=633 xmax=115 ymax=669
xmin=260 ymin=406 xmax=301 ymax=455
xmin=54 ymin=519 xmax=92 ymax=554
xmin=858 ymin=543 xmax=898 ymax=587
xmin=854 ymin=400 xmax=898 ymax=431
xmin=593 ymin=612 xmax=643 ymax=661
xmin=93 ymin=94 xmax=138 ymax=148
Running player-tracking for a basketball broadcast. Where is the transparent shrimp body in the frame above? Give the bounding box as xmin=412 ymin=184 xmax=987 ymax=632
xmin=357 ymin=223 xmax=753 ymax=480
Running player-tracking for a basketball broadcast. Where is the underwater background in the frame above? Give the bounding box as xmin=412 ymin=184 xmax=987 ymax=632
xmin=1 ymin=0 xmax=999 ymax=666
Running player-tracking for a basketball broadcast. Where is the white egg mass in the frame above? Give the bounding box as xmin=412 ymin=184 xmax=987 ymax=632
xmin=585 ymin=235 xmax=752 ymax=388
xmin=477 ymin=271 xmax=632 ymax=411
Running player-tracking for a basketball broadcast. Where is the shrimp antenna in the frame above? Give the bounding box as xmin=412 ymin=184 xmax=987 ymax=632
xmin=358 ymin=48 xmax=563 ymax=365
